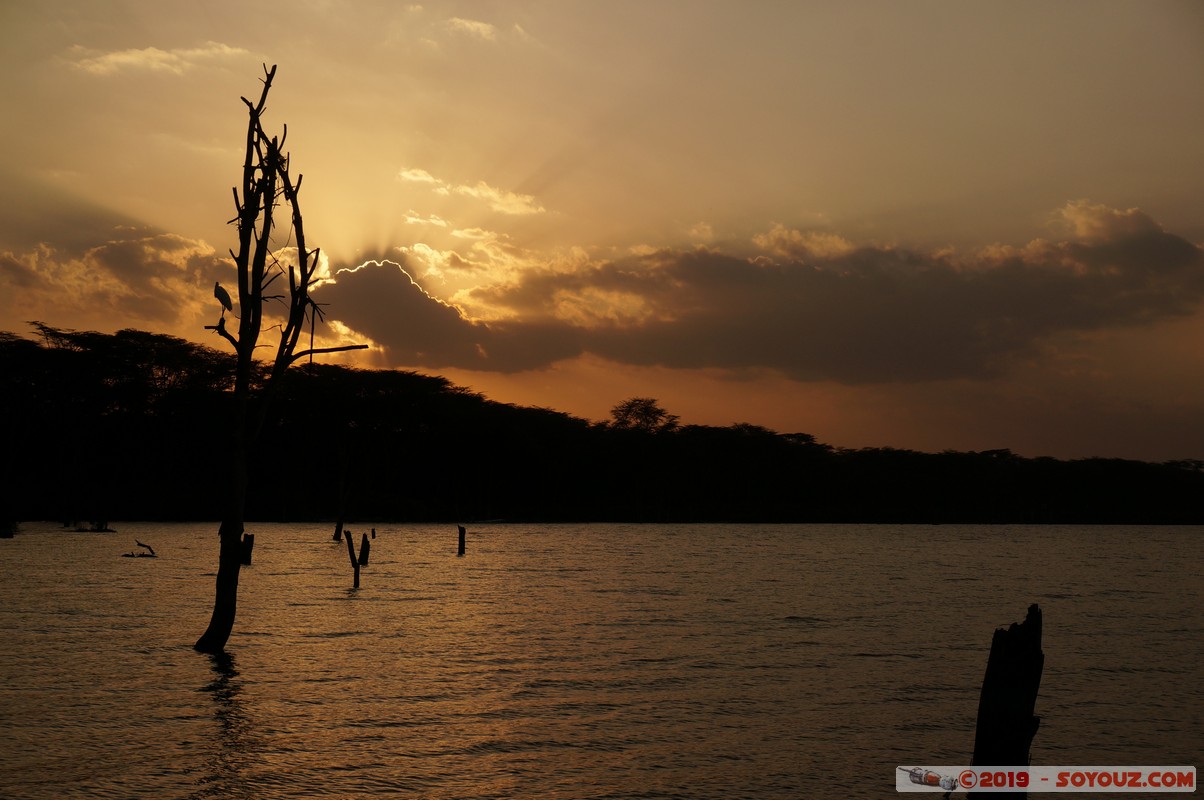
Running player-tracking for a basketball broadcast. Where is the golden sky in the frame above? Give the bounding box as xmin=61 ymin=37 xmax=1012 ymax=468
xmin=2 ymin=1 xmax=1203 ymax=460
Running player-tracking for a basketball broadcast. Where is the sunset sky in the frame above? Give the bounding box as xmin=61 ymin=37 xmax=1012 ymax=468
xmin=2 ymin=1 xmax=1203 ymax=461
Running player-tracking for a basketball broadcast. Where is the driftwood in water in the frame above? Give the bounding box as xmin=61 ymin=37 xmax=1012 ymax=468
xmin=239 ymin=533 xmax=255 ymax=565
xmin=972 ymin=603 xmax=1043 ymax=794
xmin=358 ymin=533 xmax=370 ymax=566
xmin=122 ymin=539 xmax=158 ymax=558
xmin=457 ymin=525 xmax=466 ymax=556
xmin=343 ymin=529 xmax=360 ymax=588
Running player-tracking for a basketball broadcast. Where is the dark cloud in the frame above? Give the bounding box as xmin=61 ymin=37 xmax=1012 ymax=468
xmin=318 ymin=204 xmax=1204 ymax=383
xmin=0 ymin=230 xmax=231 ymax=332
xmin=0 ymin=170 xmax=237 ymax=332
xmin=316 ymin=260 xmax=582 ymax=370
xmin=86 ymin=233 xmax=229 ymax=321
xmin=317 ymin=260 xmax=485 ymax=364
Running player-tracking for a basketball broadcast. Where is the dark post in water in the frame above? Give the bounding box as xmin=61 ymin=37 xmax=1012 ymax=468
xmin=343 ymin=529 xmax=360 ymax=588
xmin=358 ymin=533 xmax=370 ymax=566
xmin=972 ymin=603 xmax=1044 ymax=797
xmin=239 ymin=533 xmax=255 ymax=565
xmin=457 ymin=525 xmax=466 ymax=556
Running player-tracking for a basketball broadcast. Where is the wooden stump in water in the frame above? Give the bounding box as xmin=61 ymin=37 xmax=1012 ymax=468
xmin=239 ymin=533 xmax=255 ymax=565
xmin=457 ymin=525 xmax=466 ymax=556
xmin=971 ymin=603 xmax=1043 ymax=796
xmin=358 ymin=533 xmax=370 ymax=566
xmin=332 ymin=520 xmax=344 ymax=542
xmin=343 ymin=529 xmax=360 ymax=588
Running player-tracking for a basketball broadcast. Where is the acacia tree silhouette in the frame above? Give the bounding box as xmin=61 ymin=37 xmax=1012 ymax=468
xmin=194 ymin=65 xmax=366 ymax=654
xmin=609 ymin=397 xmax=679 ymax=433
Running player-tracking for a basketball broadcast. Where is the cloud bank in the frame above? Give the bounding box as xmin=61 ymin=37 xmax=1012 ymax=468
xmin=0 ymin=231 xmax=229 ymax=332
xmin=4 ymin=201 xmax=1199 ymax=391
xmin=317 ymin=202 xmax=1204 ymax=383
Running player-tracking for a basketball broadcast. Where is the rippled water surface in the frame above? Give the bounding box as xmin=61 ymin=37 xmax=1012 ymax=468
xmin=1 ymin=522 xmax=1200 ymax=798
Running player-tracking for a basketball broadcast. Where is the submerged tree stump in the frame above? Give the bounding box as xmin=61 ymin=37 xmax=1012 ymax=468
xmin=343 ymin=529 xmax=360 ymax=588
xmin=457 ymin=525 xmax=466 ymax=556
xmin=358 ymin=533 xmax=370 ymax=566
xmin=972 ymin=603 xmax=1044 ymax=796
xmin=332 ymin=520 xmax=344 ymax=542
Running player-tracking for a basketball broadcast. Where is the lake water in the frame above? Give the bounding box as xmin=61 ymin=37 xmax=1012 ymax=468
xmin=0 ymin=522 xmax=1200 ymax=799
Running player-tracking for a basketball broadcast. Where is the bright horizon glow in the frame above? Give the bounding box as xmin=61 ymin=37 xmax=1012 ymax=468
xmin=1 ymin=1 xmax=1203 ymax=461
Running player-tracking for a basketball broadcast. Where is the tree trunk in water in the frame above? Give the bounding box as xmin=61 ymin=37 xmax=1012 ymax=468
xmin=343 ymin=529 xmax=360 ymax=588
xmin=194 ymin=518 xmax=245 ymax=653
xmin=358 ymin=533 xmax=370 ymax=566
xmin=240 ymin=533 xmax=255 ymax=565
xmin=195 ymin=450 xmax=248 ymax=654
xmin=971 ymin=603 xmax=1043 ymax=796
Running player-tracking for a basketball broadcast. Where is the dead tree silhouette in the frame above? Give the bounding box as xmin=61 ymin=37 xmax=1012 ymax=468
xmin=195 ymin=65 xmax=367 ymax=654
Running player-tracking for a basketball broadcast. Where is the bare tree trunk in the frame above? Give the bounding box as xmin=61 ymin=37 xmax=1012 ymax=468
xmin=195 ymin=65 xmax=365 ymax=654
xmin=343 ymin=529 xmax=361 ymax=588
xmin=358 ymin=533 xmax=370 ymax=566
xmin=240 ymin=533 xmax=255 ymax=565
xmin=971 ymin=603 xmax=1043 ymax=797
xmin=195 ymin=519 xmax=245 ymax=653
xmin=195 ymin=449 xmax=249 ymax=653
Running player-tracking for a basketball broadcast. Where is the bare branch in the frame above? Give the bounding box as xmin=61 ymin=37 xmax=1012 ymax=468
xmin=290 ymin=344 xmax=370 ymax=364
xmin=204 ymin=318 xmax=239 ymax=350
xmin=261 ymin=270 xmax=283 ymax=293
xmin=250 ymin=63 xmax=277 ymax=114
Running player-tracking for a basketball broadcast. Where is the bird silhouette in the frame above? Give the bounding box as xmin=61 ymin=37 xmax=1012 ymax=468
xmin=214 ymin=281 xmax=234 ymax=317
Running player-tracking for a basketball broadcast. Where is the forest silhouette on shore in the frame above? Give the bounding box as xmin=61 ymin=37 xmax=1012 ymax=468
xmin=3 ymin=324 xmax=1202 ymax=526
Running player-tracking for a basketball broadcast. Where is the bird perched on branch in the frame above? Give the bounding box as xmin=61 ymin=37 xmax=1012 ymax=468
xmin=214 ymin=281 xmax=234 ymax=317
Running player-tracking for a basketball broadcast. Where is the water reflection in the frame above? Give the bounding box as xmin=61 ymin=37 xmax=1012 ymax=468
xmin=193 ymin=651 xmax=256 ymax=800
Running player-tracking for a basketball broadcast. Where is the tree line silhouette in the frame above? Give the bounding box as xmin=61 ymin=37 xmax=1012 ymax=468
xmin=3 ymin=323 xmax=1202 ymax=526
